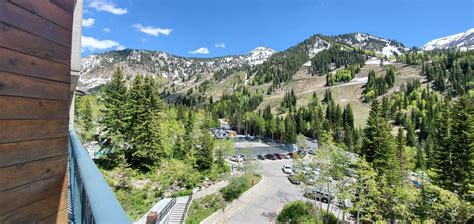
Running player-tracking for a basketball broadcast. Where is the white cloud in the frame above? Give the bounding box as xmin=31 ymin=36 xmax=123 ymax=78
xmin=188 ymin=47 xmax=210 ymax=55
xmin=141 ymin=38 xmax=147 ymax=42
xmin=116 ymin=45 xmax=126 ymax=50
xmin=103 ymin=28 xmax=111 ymax=32
xmin=81 ymin=35 xmax=122 ymax=52
xmin=82 ymin=18 xmax=95 ymax=27
xmin=214 ymin=43 xmax=226 ymax=48
xmin=132 ymin=24 xmax=172 ymax=36
xmin=89 ymin=0 xmax=128 ymax=15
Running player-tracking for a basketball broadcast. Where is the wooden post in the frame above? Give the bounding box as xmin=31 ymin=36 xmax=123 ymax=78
xmin=146 ymin=211 xmax=158 ymax=224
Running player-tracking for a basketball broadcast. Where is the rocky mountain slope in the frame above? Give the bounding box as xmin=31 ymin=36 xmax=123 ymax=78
xmin=79 ymin=47 xmax=275 ymax=90
xmin=79 ymin=33 xmax=407 ymax=91
xmin=335 ymin=33 xmax=407 ymax=57
xmin=422 ymin=28 xmax=474 ymax=51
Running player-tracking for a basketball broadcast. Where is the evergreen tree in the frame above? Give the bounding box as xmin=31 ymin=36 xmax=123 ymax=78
xmin=323 ymin=89 xmax=333 ymax=104
xmin=100 ymin=69 xmax=129 ymax=160
xmin=397 ymin=128 xmax=408 ymax=174
xmin=362 ymin=100 xmax=400 ymax=181
xmin=285 ymin=116 xmax=297 ymax=143
xmin=449 ymin=95 xmax=473 ymax=199
xmin=82 ymin=98 xmax=94 ymax=138
xmin=432 ymin=101 xmax=454 ymax=190
xmin=127 ymin=75 xmax=164 ymax=171
xmin=196 ymin=131 xmax=215 ymax=171
xmin=406 ymin=121 xmax=416 ymax=147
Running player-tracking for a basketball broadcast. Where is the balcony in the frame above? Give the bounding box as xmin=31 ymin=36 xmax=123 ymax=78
xmin=0 ymin=0 xmax=134 ymax=223
xmin=68 ymin=129 xmax=131 ymax=223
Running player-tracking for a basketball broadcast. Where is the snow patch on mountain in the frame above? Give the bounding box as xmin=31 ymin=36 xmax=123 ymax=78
xmin=380 ymin=45 xmax=401 ymax=57
xmin=79 ymin=47 xmax=276 ymax=90
xmin=245 ymin=47 xmax=276 ymax=65
xmin=422 ymin=28 xmax=474 ymax=51
xmin=309 ymin=38 xmax=331 ymax=58
xmin=336 ymin=33 xmax=406 ymax=57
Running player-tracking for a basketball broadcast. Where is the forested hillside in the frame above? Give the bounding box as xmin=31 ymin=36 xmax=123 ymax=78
xmin=76 ymin=37 xmax=473 ymax=222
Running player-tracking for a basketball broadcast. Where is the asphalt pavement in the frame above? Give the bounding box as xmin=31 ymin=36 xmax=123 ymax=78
xmin=203 ymin=159 xmax=304 ymax=224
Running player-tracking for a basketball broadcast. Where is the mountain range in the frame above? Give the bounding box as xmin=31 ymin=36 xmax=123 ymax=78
xmin=79 ymin=29 xmax=473 ymax=91
xmin=422 ymin=28 xmax=474 ymax=51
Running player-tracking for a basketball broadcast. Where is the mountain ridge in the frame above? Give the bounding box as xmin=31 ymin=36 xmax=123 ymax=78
xmin=79 ymin=32 xmax=407 ymax=91
xmin=422 ymin=28 xmax=474 ymax=51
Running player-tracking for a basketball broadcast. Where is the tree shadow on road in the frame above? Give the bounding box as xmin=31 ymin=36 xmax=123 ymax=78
xmin=276 ymin=190 xmax=291 ymax=203
xmin=262 ymin=211 xmax=278 ymax=223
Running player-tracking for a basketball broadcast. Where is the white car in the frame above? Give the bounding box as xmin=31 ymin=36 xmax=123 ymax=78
xmin=282 ymin=165 xmax=294 ymax=174
xmin=229 ymin=156 xmax=243 ymax=162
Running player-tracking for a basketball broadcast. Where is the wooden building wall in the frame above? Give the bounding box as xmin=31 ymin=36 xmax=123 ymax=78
xmin=0 ymin=0 xmax=77 ymax=223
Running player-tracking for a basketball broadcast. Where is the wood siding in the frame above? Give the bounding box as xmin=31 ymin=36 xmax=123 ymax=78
xmin=0 ymin=0 xmax=75 ymax=222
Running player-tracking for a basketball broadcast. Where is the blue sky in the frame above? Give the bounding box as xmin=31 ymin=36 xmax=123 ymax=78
xmin=81 ymin=0 xmax=474 ymax=57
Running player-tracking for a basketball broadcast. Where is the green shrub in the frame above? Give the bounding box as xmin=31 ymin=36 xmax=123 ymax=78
xmin=277 ymin=201 xmax=338 ymax=224
xmin=220 ymin=176 xmax=251 ymax=201
xmin=114 ymin=187 xmax=161 ymax=220
xmin=186 ymin=194 xmax=226 ymax=224
xmin=219 ymin=174 xmax=261 ymax=202
xmin=170 ymin=189 xmax=193 ymax=197
xmin=204 ymin=163 xmax=230 ymax=181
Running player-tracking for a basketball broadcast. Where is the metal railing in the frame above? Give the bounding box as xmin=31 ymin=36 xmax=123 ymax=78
xmin=68 ymin=129 xmax=131 ymax=224
xmin=180 ymin=195 xmax=193 ymax=224
xmin=156 ymin=198 xmax=176 ymax=223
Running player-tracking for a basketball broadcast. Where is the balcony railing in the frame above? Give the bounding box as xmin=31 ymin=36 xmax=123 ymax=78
xmin=68 ymin=129 xmax=131 ymax=224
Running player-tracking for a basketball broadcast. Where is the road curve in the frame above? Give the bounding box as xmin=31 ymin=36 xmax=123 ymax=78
xmin=203 ymin=160 xmax=304 ymax=224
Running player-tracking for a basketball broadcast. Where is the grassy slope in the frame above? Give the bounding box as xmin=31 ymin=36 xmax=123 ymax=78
xmin=164 ymin=60 xmax=422 ymax=128
xmin=256 ymin=62 xmax=422 ymax=128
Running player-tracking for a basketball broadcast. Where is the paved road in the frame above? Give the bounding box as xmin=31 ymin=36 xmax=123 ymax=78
xmin=203 ymin=159 xmax=304 ymax=224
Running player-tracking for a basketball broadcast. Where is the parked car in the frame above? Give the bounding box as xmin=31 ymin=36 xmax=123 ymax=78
xmin=304 ymin=189 xmax=334 ymax=203
xmin=291 ymin=144 xmax=298 ymax=151
xmin=257 ymin=154 xmax=265 ymax=160
xmin=229 ymin=156 xmax=243 ymax=162
xmin=283 ymin=153 xmax=291 ymax=159
xmin=287 ymin=152 xmax=294 ymax=158
xmin=282 ymin=165 xmax=293 ymax=174
xmin=274 ymin=153 xmax=282 ymax=160
xmin=265 ymin=153 xmax=276 ymax=160
xmin=288 ymin=175 xmax=301 ymax=185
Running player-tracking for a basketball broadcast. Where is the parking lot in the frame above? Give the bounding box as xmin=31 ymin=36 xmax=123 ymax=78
xmin=233 ymin=137 xmax=294 ymax=156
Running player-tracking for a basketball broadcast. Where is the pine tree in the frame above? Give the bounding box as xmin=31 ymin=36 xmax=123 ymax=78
xmin=127 ymin=75 xmax=164 ymax=171
xmin=196 ymin=131 xmax=215 ymax=171
xmin=449 ymin=95 xmax=473 ymax=199
xmin=362 ymin=100 xmax=399 ymax=181
xmin=406 ymin=121 xmax=416 ymax=147
xmin=82 ymin=98 xmax=94 ymax=137
xmin=432 ymin=101 xmax=453 ymax=190
xmin=397 ymin=128 xmax=408 ymax=174
xmin=343 ymin=104 xmax=354 ymax=129
xmin=323 ymin=89 xmax=333 ymax=104
xmin=285 ymin=116 xmax=297 ymax=143
xmin=100 ymin=68 xmax=129 ymax=157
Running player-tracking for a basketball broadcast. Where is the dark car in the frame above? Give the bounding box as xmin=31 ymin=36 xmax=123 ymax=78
xmin=257 ymin=154 xmax=265 ymax=160
xmin=265 ymin=153 xmax=276 ymax=160
xmin=288 ymin=175 xmax=301 ymax=185
xmin=287 ymin=152 xmax=294 ymax=158
xmin=274 ymin=153 xmax=282 ymax=160
xmin=304 ymin=189 xmax=334 ymax=204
